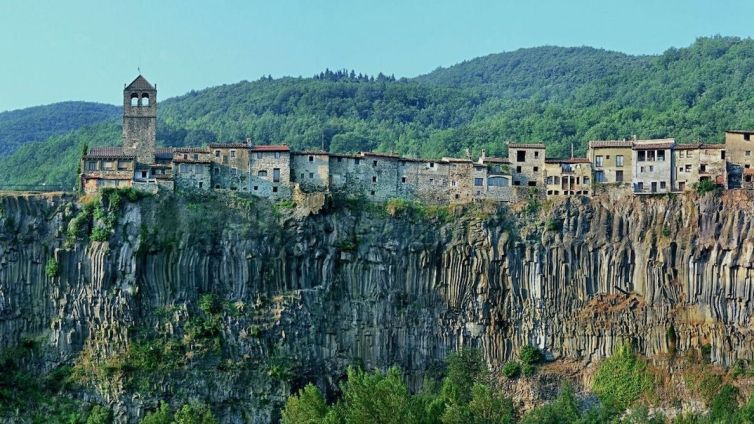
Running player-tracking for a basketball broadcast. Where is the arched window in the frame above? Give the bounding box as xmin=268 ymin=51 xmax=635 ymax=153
xmin=130 ymin=93 xmax=139 ymax=107
xmin=141 ymin=93 xmax=150 ymax=106
xmin=257 ymin=170 xmax=268 ymax=178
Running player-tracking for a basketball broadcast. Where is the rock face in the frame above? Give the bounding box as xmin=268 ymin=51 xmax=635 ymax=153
xmin=1 ymin=190 xmax=754 ymax=422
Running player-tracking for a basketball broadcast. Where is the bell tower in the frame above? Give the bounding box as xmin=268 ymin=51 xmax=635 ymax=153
xmin=123 ymin=75 xmax=156 ymax=164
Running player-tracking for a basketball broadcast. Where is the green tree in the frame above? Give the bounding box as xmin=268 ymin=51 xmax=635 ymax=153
xmin=281 ymin=384 xmax=329 ymax=424
xmin=337 ymin=366 xmax=415 ymax=424
xmin=140 ymin=401 xmax=172 ymax=424
xmin=86 ymin=405 xmax=112 ymax=424
xmin=173 ymin=401 xmax=218 ymax=424
xmin=591 ymin=345 xmax=653 ymax=411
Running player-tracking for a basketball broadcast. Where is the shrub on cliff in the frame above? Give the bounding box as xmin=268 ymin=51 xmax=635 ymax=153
xmin=591 ymin=345 xmax=653 ymax=411
xmin=520 ymin=383 xmax=580 ymax=424
xmin=173 ymin=401 xmax=218 ymax=424
xmin=45 ymin=257 xmax=59 ymax=278
xmin=86 ymin=405 xmax=113 ymax=424
xmin=502 ymin=361 xmax=521 ymax=379
xmin=141 ymin=402 xmax=172 ymax=424
xmin=694 ymin=179 xmax=718 ymax=195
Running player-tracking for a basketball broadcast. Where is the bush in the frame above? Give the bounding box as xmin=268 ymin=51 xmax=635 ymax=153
xmin=198 ymin=293 xmax=222 ymax=316
xmin=441 ymin=348 xmax=488 ymax=405
xmin=45 ymin=257 xmax=59 ymax=278
xmin=591 ymin=345 xmax=653 ymax=411
xmin=708 ymin=384 xmax=739 ymax=423
xmin=502 ymin=361 xmax=521 ymax=379
xmin=141 ymin=401 xmax=173 ymax=424
xmin=662 ymin=226 xmax=671 ymax=237
xmin=695 ymin=178 xmax=717 ymax=195
xmin=174 ymin=401 xmax=218 ymax=424
xmin=522 ymin=363 xmax=536 ymax=377
xmin=520 ymin=383 xmax=580 ymax=424
xmin=545 ymin=218 xmax=561 ymax=232
xmin=519 ymin=345 xmax=543 ymax=366
xmin=86 ymin=405 xmax=112 ymax=424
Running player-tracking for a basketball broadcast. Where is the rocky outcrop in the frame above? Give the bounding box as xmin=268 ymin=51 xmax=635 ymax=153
xmin=1 ymin=190 xmax=754 ymax=422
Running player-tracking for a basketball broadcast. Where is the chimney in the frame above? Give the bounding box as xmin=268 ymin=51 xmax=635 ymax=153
xmin=465 ymin=148 xmax=471 ymax=159
xmin=245 ymin=137 xmax=251 ymax=145
xmin=480 ymin=149 xmax=487 ymax=164
xmin=570 ymin=143 xmax=574 ymax=159
xmin=632 ymin=134 xmax=637 ymax=141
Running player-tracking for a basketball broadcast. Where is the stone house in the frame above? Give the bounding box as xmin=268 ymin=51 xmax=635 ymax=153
xmin=173 ymin=147 xmax=212 ymax=191
xmin=248 ymin=145 xmax=291 ymax=198
xmin=544 ymin=158 xmax=592 ymax=196
xmin=587 ymin=141 xmax=632 ymax=186
xmin=292 ymin=152 xmax=330 ymax=192
xmin=508 ymin=143 xmax=545 ymax=187
xmin=673 ymin=143 xmax=727 ymax=192
xmin=631 ymin=139 xmax=675 ymax=194
xmin=724 ymin=130 xmax=754 ymax=189
xmin=81 ymin=147 xmax=136 ymax=193
xmin=209 ymin=143 xmax=250 ymax=191
xmin=444 ymin=158 xmax=476 ymax=203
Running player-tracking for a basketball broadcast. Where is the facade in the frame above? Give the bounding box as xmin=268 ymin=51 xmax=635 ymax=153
xmin=292 ymin=152 xmax=330 ymax=192
xmin=587 ymin=141 xmax=632 ymax=185
xmin=724 ymin=131 xmax=754 ymax=189
xmin=508 ymin=144 xmax=545 ymax=187
xmin=631 ymin=140 xmax=675 ymax=194
xmin=249 ymin=145 xmax=291 ymax=198
xmin=544 ymin=159 xmax=592 ymax=196
xmin=673 ymin=144 xmax=727 ymax=192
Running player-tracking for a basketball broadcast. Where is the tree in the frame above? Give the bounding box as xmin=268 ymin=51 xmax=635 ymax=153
xmin=281 ymin=384 xmax=329 ymax=424
xmin=337 ymin=366 xmax=415 ymax=424
xmin=140 ymin=401 xmax=172 ymax=424
xmin=173 ymin=401 xmax=218 ymax=424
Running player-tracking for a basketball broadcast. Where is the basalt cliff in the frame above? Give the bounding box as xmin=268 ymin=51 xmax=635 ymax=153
xmin=1 ymin=189 xmax=753 ymax=422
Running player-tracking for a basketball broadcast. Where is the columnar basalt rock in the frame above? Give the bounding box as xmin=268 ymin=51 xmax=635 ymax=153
xmin=2 ymin=190 xmax=754 ymax=421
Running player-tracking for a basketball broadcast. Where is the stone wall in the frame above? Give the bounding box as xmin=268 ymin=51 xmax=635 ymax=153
xmin=292 ymin=153 xmax=329 ymax=192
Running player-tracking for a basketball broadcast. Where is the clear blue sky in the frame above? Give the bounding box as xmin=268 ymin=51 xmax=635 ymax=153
xmin=1 ymin=0 xmax=752 ymax=112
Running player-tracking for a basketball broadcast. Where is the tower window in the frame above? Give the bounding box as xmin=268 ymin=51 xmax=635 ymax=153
xmin=130 ymin=94 xmax=139 ymax=107
xmin=141 ymin=94 xmax=150 ymax=106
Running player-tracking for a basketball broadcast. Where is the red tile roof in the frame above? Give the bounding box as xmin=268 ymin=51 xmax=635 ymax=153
xmin=674 ymin=143 xmax=701 ymax=150
xmin=700 ymin=143 xmax=725 ymax=149
xmin=84 ymin=147 xmax=135 ymax=159
xmin=175 ymin=147 xmax=210 ymax=153
xmin=209 ymin=143 xmax=250 ymax=149
xmin=632 ymin=139 xmax=675 ymax=150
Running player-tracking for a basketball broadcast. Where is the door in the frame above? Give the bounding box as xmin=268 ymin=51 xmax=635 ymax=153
xmin=651 ymin=182 xmax=657 ymax=193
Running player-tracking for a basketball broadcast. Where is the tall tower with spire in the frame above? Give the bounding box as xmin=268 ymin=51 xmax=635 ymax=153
xmin=122 ymin=75 xmax=156 ymax=164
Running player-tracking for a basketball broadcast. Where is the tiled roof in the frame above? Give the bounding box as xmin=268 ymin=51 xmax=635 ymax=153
xmin=589 ymin=140 xmax=633 ymax=148
xmin=175 ymin=147 xmax=210 ymax=153
xmin=209 ymin=143 xmax=250 ymax=149
xmin=442 ymin=157 xmax=473 ymax=163
xmin=632 ymin=139 xmax=675 ymax=150
xmin=700 ymin=143 xmax=725 ymax=149
xmin=294 ymin=151 xmax=329 ymax=156
xmin=727 ymin=130 xmax=754 ymax=134
xmin=674 ymin=143 xmax=701 ymax=150
xmin=173 ymin=158 xmax=212 ymax=164
xmin=251 ymin=144 xmax=289 ymax=152
xmin=126 ymin=75 xmax=155 ymax=91
xmin=360 ymin=151 xmax=400 ymax=158
xmin=482 ymin=157 xmax=510 ymax=164
xmin=508 ymin=143 xmax=545 ymax=149
xmin=155 ymin=147 xmax=174 ymax=159
xmin=85 ymin=147 xmax=135 ymax=159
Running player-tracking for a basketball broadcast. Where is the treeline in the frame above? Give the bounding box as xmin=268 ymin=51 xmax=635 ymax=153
xmin=5 ymin=36 xmax=754 ymax=187
xmin=281 ymin=347 xmax=754 ymax=424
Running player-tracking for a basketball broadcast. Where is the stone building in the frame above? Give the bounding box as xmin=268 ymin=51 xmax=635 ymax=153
xmin=587 ymin=140 xmax=632 ymax=185
xmin=632 ymin=139 xmax=675 ymax=194
xmin=673 ymin=143 xmax=727 ymax=192
xmin=173 ymin=147 xmax=212 ymax=191
xmin=724 ymin=130 xmax=754 ymax=189
xmin=249 ymin=145 xmax=291 ymax=198
xmin=544 ymin=159 xmax=592 ymax=196
xmin=122 ymin=75 xmax=156 ymax=165
xmin=209 ymin=143 xmax=250 ymax=191
xmin=444 ymin=158 xmax=476 ymax=203
xmin=81 ymin=148 xmax=136 ymax=192
xmin=508 ymin=143 xmax=545 ymax=187
xmin=292 ymin=152 xmax=330 ymax=192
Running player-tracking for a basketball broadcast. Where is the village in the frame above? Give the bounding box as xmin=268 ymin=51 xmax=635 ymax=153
xmin=81 ymin=76 xmax=754 ymax=203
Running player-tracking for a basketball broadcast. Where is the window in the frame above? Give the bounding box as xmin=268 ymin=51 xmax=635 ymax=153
xmin=141 ymin=94 xmax=150 ymax=106
xmin=534 ymin=151 xmax=539 ymax=159
xmin=528 ymin=181 xmax=536 ymax=186
xmin=606 ymin=155 xmax=610 ymax=160
xmin=373 ymin=160 xmax=378 ymax=167
xmin=274 ymin=152 xmax=280 ymax=159
xmin=309 ymin=172 xmax=314 ymax=179
xmin=130 ymin=94 xmax=139 ymax=107
xmin=679 ymin=151 xmax=685 ymax=158
xmin=595 ymin=170 xmax=606 ymax=183
xmin=257 ymin=152 xmax=263 ymax=159
xmin=721 ymin=151 xmax=726 ymax=160
xmin=616 ymin=170 xmax=624 ymax=182
xmin=638 ymin=151 xmax=646 ymax=162
xmin=746 ymin=133 xmax=751 ymax=141
xmin=230 ymin=150 xmax=236 ymax=158
xmin=309 ymin=155 xmax=314 ymax=162
xmin=355 ymin=159 xmax=360 ymax=165
xmin=180 ymin=163 xmax=187 ymax=173
xmin=370 ymin=190 xmax=375 ymax=196
xmin=401 ymin=176 xmax=406 ymax=184
xmin=141 ymin=170 xmax=148 ymax=178
xmin=660 ymin=181 xmax=666 ymax=189
xmin=273 ymin=168 xmax=280 ymax=183
xmin=640 ymin=166 xmax=645 ymax=173
xmin=183 ymin=154 xmax=188 ymax=160
xmin=429 ymin=162 xmax=435 ymax=168
xmin=488 ymin=176 xmax=507 ymax=186
xmin=687 ymin=151 xmax=694 ymax=158
xmin=371 ymin=176 xmax=377 ymax=183
xmin=649 ymin=166 xmax=654 ymax=172
xmin=215 ymin=150 xmax=221 ymax=157
xmin=700 ymin=164 xmax=707 ymax=173
xmin=616 ymin=155 xmax=624 ymax=167
xmin=253 ymin=186 xmax=258 ymax=191
xmin=513 ymin=181 xmax=521 ymax=186
xmin=679 ymin=181 xmax=686 ymax=191
xmin=685 ymin=164 xmax=692 ymax=172
xmin=546 ymin=176 xmax=553 ymax=185
xmin=231 ymin=167 xmax=238 ymax=176
xmin=214 ymin=167 xmax=219 ymax=175
xmin=102 ymin=161 xmax=114 ymax=170
xmin=86 ymin=161 xmax=97 ymax=171
xmin=583 ymin=176 xmax=590 ymax=185
xmin=516 ymin=166 xmax=522 ymax=173
xmin=429 ymin=178 xmax=434 ymax=184
xmin=747 ymin=151 xmax=752 ymax=157
xmin=455 ymin=194 xmax=460 ymax=200
xmin=199 ymin=182 xmax=203 ymax=189
xmin=657 ymin=150 xmax=665 ymax=161
xmin=647 ymin=150 xmax=656 ymax=161
xmin=258 ymin=170 xmax=267 ymax=177
xmin=193 ymin=154 xmax=199 ymax=161
xmin=516 ymin=151 xmax=526 ymax=162
xmin=273 ymin=187 xmax=278 ymax=193
xmin=533 ymin=166 xmax=539 ymax=172
xmin=595 ymin=155 xmax=604 ymax=167
xmin=474 ymin=178 xmax=483 ymax=186
xmin=337 ymin=157 xmax=342 ymax=163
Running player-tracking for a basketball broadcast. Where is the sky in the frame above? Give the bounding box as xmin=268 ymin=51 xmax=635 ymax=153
xmin=1 ymin=0 xmax=753 ymax=111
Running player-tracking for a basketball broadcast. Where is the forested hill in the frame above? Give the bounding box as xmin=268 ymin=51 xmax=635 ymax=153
xmin=0 ymin=102 xmax=119 ymax=157
xmin=3 ymin=36 xmax=754 ymax=188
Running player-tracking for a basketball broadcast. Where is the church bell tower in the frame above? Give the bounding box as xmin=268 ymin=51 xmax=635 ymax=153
xmin=123 ymin=75 xmax=156 ymax=164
